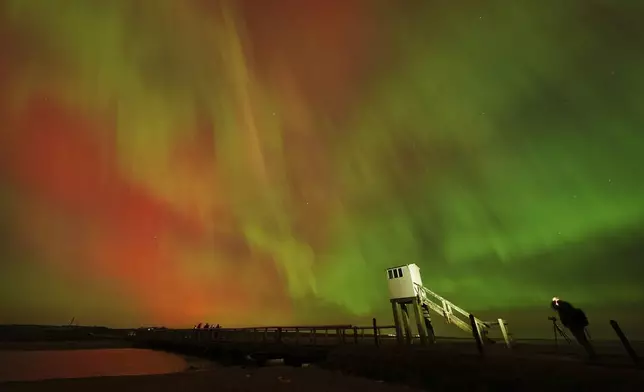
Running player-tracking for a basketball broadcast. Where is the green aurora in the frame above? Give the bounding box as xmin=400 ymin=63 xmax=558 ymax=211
xmin=0 ymin=1 xmax=642 ymax=335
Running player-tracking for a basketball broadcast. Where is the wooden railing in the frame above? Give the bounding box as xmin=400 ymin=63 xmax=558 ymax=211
xmin=132 ymin=322 xmax=398 ymax=347
xmin=415 ymin=283 xmax=513 ymax=347
xmin=415 ymin=283 xmax=487 ymax=333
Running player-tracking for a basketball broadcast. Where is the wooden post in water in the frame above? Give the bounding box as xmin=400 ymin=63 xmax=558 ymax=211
xmin=610 ymin=320 xmax=640 ymax=365
xmin=469 ymin=314 xmax=484 ymax=356
xmin=372 ymin=318 xmax=380 ymax=347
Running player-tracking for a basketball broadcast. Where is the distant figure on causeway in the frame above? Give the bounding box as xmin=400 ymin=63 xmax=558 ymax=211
xmin=551 ymin=297 xmax=596 ymax=358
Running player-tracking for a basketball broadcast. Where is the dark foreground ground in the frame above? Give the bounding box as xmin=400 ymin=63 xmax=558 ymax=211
xmin=1 ymin=350 xmax=642 ymax=392
xmin=2 ymin=344 xmax=643 ymax=391
xmin=324 ymin=345 xmax=644 ymax=391
xmin=0 ymin=365 xmax=420 ymax=392
xmin=1 ymin=325 xmax=643 ymax=391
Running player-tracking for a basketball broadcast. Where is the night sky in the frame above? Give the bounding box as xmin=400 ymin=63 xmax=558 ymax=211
xmin=1 ymin=0 xmax=643 ymax=337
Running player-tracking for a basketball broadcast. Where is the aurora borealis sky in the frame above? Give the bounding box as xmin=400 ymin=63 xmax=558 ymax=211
xmin=1 ymin=0 xmax=643 ymax=334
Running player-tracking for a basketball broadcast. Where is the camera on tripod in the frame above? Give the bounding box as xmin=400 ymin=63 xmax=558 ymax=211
xmin=548 ymin=315 xmax=571 ymax=345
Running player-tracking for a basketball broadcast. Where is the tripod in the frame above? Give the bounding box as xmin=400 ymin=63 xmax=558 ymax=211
xmin=584 ymin=327 xmax=592 ymax=342
xmin=549 ymin=316 xmax=571 ymax=347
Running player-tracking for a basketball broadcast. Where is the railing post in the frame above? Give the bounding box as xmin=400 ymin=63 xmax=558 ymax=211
xmin=469 ymin=314 xmax=484 ymax=356
xmin=610 ymin=320 xmax=640 ymax=365
xmin=312 ymin=328 xmax=317 ymax=345
xmin=353 ymin=327 xmax=358 ymax=344
xmin=442 ymin=300 xmax=449 ymax=321
xmin=372 ymin=318 xmax=380 ymax=347
xmin=498 ymin=318 xmax=512 ymax=349
xmin=277 ymin=327 xmax=282 ymax=343
xmin=295 ymin=327 xmax=300 ymax=345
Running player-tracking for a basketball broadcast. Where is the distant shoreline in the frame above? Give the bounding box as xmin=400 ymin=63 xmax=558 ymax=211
xmin=0 ymin=340 xmax=134 ymax=351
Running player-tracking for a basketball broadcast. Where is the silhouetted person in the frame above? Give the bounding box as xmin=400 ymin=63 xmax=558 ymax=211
xmin=551 ymin=297 xmax=596 ymax=359
xmin=204 ymin=323 xmax=210 ymax=329
xmin=197 ymin=323 xmax=202 ymax=329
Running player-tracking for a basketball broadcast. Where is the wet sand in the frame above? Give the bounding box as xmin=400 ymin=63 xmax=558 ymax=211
xmin=0 ymin=366 xmax=421 ymax=392
xmin=0 ymin=348 xmax=189 ymax=383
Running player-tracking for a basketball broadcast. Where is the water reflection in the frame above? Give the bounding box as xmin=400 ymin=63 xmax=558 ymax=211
xmin=0 ymin=348 xmax=187 ymax=382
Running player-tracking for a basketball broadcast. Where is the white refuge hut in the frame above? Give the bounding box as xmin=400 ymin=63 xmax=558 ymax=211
xmin=386 ymin=263 xmax=424 ymax=300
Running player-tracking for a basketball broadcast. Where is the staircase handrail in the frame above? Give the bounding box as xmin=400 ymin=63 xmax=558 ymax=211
xmin=414 ymin=283 xmax=488 ymax=331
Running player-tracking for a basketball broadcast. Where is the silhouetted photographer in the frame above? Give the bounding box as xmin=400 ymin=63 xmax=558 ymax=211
xmin=551 ymin=297 xmax=596 ymax=359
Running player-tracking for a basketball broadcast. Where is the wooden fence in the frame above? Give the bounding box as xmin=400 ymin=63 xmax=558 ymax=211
xmin=133 ymin=320 xmax=398 ymax=347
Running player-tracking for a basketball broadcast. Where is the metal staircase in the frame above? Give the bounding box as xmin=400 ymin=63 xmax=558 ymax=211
xmin=414 ymin=283 xmax=513 ymax=347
